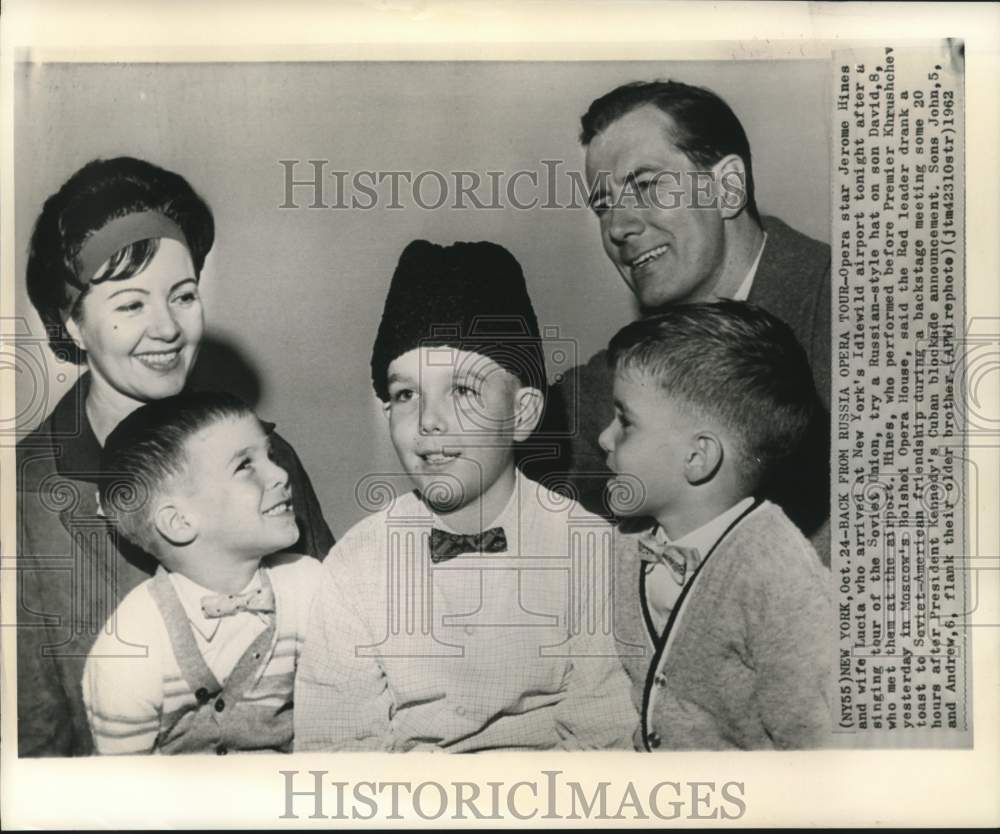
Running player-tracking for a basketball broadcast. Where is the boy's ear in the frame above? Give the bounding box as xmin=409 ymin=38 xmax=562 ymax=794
xmin=153 ymin=501 xmax=197 ymax=547
xmin=713 ymin=153 xmax=748 ymax=219
xmin=512 ymin=386 xmax=544 ymax=442
xmin=684 ymin=430 xmax=724 ymax=485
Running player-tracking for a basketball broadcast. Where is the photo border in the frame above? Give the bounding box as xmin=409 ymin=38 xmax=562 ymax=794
xmin=1 ymin=1 xmax=997 ymax=828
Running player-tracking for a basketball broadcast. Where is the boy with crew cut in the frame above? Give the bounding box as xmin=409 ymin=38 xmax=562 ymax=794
xmin=83 ymin=392 xmax=320 ymax=755
xmin=600 ymin=301 xmax=833 ymax=750
xmin=295 ymin=239 xmax=637 ymax=752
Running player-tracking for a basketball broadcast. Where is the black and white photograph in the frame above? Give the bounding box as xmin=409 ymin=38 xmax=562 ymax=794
xmin=1 ymin=1 xmax=997 ymax=829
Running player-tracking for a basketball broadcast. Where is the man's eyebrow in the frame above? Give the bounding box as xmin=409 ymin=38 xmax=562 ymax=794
xmin=387 ymin=371 xmax=415 ymax=385
xmin=628 ymin=164 xmax=664 ymax=179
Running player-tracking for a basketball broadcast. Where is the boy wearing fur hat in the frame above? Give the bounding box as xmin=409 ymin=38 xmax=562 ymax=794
xmin=295 ymin=240 xmax=637 ymax=752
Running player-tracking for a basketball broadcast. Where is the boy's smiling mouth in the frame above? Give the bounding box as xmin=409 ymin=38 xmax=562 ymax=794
xmin=262 ymin=497 xmax=294 ymax=517
xmin=418 ymin=449 xmax=462 ymax=468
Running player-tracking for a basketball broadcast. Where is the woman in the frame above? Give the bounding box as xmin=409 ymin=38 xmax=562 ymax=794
xmin=17 ymin=157 xmax=335 ymax=756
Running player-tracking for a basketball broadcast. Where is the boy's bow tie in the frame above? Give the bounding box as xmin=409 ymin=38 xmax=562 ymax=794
xmin=430 ymin=526 xmax=507 ymax=562
xmin=201 ymin=586 xmax=275 ymax=618
xmin=636 ymin=529 xmax=701 ymax=586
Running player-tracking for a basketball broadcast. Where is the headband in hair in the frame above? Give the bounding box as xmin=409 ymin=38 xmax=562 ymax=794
xmin=65 ymin=211 xmax=189 ymax=310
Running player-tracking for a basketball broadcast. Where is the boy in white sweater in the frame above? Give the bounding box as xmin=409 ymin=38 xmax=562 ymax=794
xmin=295 ymin=240 xmax=637 ymax=752
xmin=599 ymin=301 xmax=833 ymax=750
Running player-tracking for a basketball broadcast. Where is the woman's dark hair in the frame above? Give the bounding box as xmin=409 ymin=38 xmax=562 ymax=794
xmin=26 ymin=157 xmax=215 ymax=363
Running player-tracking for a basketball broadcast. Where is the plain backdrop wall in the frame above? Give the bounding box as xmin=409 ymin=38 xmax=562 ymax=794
xmin=14 ymin=60 xmax=830 ymax=536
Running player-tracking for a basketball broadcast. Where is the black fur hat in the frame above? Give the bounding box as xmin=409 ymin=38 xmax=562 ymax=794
xmin=371 ymin=240 xmax=545 ymax=401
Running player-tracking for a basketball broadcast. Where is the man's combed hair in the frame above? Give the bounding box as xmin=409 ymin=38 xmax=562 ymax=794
xmin=607 ymin=301 xmax=818 ymax=491
xmin=579 ymin=79 xmax=759 ymax=223
xmin=99 ymin=392 xmax=253 ymax=554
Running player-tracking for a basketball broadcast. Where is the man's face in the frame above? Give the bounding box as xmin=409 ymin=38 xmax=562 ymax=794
xmin=585 ymin=105 xmax=730 ymax=309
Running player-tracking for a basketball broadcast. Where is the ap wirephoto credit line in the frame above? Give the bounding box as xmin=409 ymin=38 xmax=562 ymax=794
xmin=833 ymin=43 xmax=968 ymax=745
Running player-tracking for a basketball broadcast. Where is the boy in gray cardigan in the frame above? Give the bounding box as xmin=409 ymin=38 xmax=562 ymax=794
xmin=83 ymin=392 xmax=319 ymax=754
xmin=599 ymin=301 xmax=833 ymax=750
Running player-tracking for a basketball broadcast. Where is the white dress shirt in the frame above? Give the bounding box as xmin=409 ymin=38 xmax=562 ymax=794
xmin=168 ymin=571 xmax=270 ymax=685
xmin=732 ymin=231 xmax=768 ymax=301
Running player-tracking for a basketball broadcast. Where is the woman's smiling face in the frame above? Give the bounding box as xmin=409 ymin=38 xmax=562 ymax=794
xmin=66 ymin=237 xmax=204 ymax=406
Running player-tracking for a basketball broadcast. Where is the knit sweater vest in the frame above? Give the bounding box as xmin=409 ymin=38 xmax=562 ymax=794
xmin=148 ymin=570 xmax=295 ymax=754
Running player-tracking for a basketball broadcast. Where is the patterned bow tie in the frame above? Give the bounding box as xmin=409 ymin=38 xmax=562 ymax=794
xmin=429 ymin=526 xmax=508 ymax=563
xmin=637 ymin=530 xmax=702 ymax=586
xmin=201 ymin=585 xmax=276 ymax=618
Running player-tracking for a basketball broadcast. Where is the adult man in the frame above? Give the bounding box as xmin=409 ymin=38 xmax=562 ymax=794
xmin=543 ymin=80 xmax=831 ymax=561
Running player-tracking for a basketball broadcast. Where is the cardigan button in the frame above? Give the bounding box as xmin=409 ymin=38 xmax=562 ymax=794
xmin=215 ymin=698 xmax=226 ymax=713
xmin=654 ymin=674 xmax=667 ymax=688
xmin=647 ymin=731 xmax=662 ymax=749
xmin=195 ymin=688 xmax=210 ymax=704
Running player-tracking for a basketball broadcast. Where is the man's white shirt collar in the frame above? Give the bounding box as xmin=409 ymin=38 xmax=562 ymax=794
xmin=732 ymin=231 xmax=767 ymax=302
